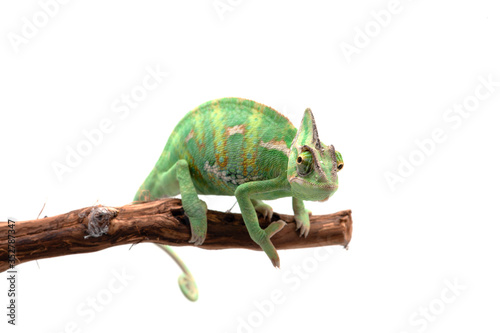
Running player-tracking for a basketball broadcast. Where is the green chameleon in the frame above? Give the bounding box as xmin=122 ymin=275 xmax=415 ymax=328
xmin=134 ymin=97 xmax=343 ymax=301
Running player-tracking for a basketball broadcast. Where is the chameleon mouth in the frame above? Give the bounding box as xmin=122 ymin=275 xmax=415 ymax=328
xmin=289 ymin=177 xmax=338 ymax=191
xmin=289 ymin=177 xmax=338 ymax=202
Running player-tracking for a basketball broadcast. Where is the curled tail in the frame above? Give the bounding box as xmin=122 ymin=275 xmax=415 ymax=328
xmin=155 ymin=244 xmax=198 ymax=302
xmin=134 ymin=186 xmax=198 ymax=301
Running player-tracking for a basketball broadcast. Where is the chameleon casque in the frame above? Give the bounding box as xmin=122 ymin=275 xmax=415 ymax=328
xmin=134 ymin=97 xmax=343 ymax=301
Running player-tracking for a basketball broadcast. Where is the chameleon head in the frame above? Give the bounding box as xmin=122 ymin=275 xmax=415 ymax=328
xmin=287 ymin=108 xmax=343 ymax=202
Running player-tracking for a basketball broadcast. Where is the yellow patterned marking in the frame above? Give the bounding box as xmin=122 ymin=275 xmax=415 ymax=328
xmin=185 ymin=129 xmax=195 ymax=143
xmin=260 ymin=139 xmax=290 ymax=155
xmin=212 ymin=101 xmax=228 ymax=168
xmin=226 ymin=125 xmax=245 ymax=136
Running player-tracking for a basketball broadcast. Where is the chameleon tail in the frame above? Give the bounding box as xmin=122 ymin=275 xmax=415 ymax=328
xmin=154 ymin=243 xmax=199 ymax=302
xmin=134 ymin=158 xmax=199 ymax=301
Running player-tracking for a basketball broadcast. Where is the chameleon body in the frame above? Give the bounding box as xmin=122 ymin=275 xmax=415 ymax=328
xmin=134 ymin=97 xmax=343 ymax=300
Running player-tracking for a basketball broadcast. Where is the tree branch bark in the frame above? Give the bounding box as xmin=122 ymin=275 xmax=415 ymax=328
xmin=0 ymin=198 xmax=352 ymax=273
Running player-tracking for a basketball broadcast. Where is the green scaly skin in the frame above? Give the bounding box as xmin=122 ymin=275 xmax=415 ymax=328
xmin=134 ymin=97 xmax=343 ymax=300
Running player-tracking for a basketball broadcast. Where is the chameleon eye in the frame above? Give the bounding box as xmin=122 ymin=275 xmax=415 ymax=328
xmin=335 ymin=151 xmax=344 ymax=172
xmin=297 ymin=151 xmax=313 ymax=176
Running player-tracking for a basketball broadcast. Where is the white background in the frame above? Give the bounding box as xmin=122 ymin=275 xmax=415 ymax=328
xmin=1 ymin=1 xmax=499 ymax=332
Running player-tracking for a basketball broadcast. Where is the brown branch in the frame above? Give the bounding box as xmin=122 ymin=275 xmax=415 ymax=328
xmin=0 ymin=198 xmax=352 ymax=273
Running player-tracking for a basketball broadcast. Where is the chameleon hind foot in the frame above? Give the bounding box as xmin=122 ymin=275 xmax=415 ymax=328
xmin=186 ymin=200 xmax=208 ymax=246
xmin=257 ymin=220 xmax=287 ymax=268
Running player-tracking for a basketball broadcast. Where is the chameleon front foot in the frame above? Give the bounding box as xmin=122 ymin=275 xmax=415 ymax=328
xmin=294 ymin=209 xmax=311 ymax=238
xmin=258 ymin=220 xmax=287 ymax=268
xmin=252 ymin=199 xmax=274 ymax=221
xmin=292 ymin=197 xmax=311 ymax=238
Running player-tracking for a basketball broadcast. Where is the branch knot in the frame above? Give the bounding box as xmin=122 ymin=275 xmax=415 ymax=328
xmin=83 ymin=206 xmax=118 ymax=239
